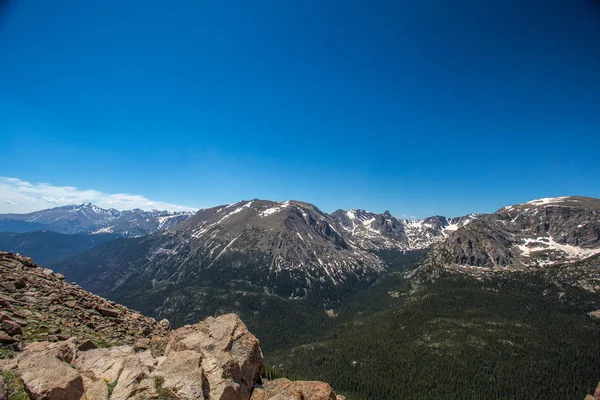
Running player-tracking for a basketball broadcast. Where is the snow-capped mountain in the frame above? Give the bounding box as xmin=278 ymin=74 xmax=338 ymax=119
xmin=55 ymin=199 xmax=385 ymax=299
xmin=53 ymin=200 xmax=486 ymax=301
xmin=0 ymin=203 xmax=194 ymax=237
xmin=329 ymin=209 xmax=482 ymax=250
xmin=428 ymin=196 xmax=600 ymax=271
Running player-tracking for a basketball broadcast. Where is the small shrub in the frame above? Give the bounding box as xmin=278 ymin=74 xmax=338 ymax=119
xmin=107 ymin=379 xmax=118 ymax=396
xmin=153 ymin=375 xmax=176 ymax=399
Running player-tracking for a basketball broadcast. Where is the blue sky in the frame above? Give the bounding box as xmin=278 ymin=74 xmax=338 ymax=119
xmin=0 ymin=0 xmax=599 ymax=217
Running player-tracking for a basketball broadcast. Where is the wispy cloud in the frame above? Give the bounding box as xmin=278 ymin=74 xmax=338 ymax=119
xmin=0 ymin=177 xmax=197 ymax=213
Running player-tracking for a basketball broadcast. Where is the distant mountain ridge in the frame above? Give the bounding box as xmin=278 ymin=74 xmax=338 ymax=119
xmin=330 ymin=208 xmax=482 ymax=250
xmin=0 ymin=202 xmax=193 ymax=237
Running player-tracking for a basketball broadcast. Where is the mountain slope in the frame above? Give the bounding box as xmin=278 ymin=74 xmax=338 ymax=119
xmin=428 ymin=196 xmax=600 ymax=272
xmin=0 ymin=230 xmax=118 ymax=266
xmin=330 ymin=209 xmax=482 ymax=250
xmin=55 ymin=200 xmax=385 ymax=300
xmin=0 ymin=202 xmax=193 ymax=237
xmin=0 ymin=251 xmax=344 ymax=400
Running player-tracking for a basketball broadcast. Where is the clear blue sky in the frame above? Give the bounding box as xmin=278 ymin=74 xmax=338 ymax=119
xmin=0 ymin=0 xmax=599 ymax=217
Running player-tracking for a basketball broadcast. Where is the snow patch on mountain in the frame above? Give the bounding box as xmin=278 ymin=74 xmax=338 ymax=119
xmin=330 ymin=209 xmax=483 ymax=251
xmin=526 ymin=197 xmax=571 ymax=206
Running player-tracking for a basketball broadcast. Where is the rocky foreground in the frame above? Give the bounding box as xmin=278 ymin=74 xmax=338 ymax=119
xmin=0 ymin=252 xmax=344 ymax=400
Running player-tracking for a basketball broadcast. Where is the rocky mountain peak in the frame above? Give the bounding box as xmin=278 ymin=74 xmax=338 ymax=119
xmin=330 ymin=208 xmax=483 ymax=251
xmin=428 ymin=196 xmax=600 ymax=272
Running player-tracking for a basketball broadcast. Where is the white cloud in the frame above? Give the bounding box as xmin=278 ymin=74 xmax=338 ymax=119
xmin=0 ymin=177 xmax=197 ymax=213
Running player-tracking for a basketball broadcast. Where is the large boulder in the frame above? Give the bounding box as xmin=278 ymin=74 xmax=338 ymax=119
xmin=149 ymin=349 xmax=206 ymax=399
xmin=17 ymin=340 xmax=84 ymax=400
xmin=74 ymin=345 xmax=135 ymax=384
xmin=165 ymin=313 xmax=264 ymax=400
xmin=109 ymin=353 xmax=153 ymax=400
xmin=251 ymin=378 xmax=340 ymax=400
xmin=70 ymin=314 xmax=264 ymax=399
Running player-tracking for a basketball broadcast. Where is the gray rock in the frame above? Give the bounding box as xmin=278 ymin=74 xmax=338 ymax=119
xmin=158 ymin=318 xmax=171 ymax=331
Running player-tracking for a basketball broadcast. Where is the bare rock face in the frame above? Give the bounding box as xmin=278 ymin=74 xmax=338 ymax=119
xmin=75 ymin=345 xmax=136 ymax=383
xmin=2 ymin=314 xmax=267 ymax=400
xmin=17 ymin=340 xmax=83 ymax=400
xmin=164 ymin=313 xmax=264 ymax=400
xmin=149 ymin=349 xmax=206 ymax=399
xmin=81 ymin=376 xmax=109 ymax=400
xmin=251 ymin=378 xmax=342 ymax=400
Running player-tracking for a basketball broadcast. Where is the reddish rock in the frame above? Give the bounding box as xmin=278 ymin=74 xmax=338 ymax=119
xmin=20 ymin=355 xmax=84 ymax=400
xmin=81 ymin=376 xmax=108 ymax=400
xmin=0 ymin=282 xmax=17 ymax=293
xmin=251 ymin=378 xmax=338 ymax=400
xmin=0 ymin=333 xmax=18 ymax=344
xmin=1 ymin=320 xmax=22 ymax=336
xmin=0 ymin=312 xmax=13 ymax=323
xmin=0 ymin=375 xmax=7 ymax=400
xmin=75 ymin=346 xmax=135 ymax=383
xmin=134 ymin=338 xmax=151 ymax=350
xmin=17 ymin=341 xmax=83 ymax=400
xmin=77 ymin=339 xmax=97 ymax=352
xmin=64 ymin=300 xmax=77 ymax=308
xmin=97 ymin=306 xmax=119 ymax=318
xmin=150 ymin=349 xmax=205 ymax=399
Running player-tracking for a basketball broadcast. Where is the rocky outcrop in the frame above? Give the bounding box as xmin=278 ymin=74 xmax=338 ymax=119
xmin=0 ymin=251 xmax=344 ymax=400
xmin=1 ymin=314 xmax=344 ymax=400
xmin=0 ymin=251 xmax=167 ymax=350
xmin=251 ymin=378 xmax=346 ymax=400
xmin=164 ymin=314 xmax=263 ymax=399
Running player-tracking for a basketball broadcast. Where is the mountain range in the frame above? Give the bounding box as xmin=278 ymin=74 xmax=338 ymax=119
xmin=0 ymin=202 xmax=193 ymax=237
xmin=3 ymin=197 xmax=599 ymax=296
xmin=46 ymin=199 xmax=487 ymax=299
xmin=1 ymin=195 xmax=600 ymax=399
